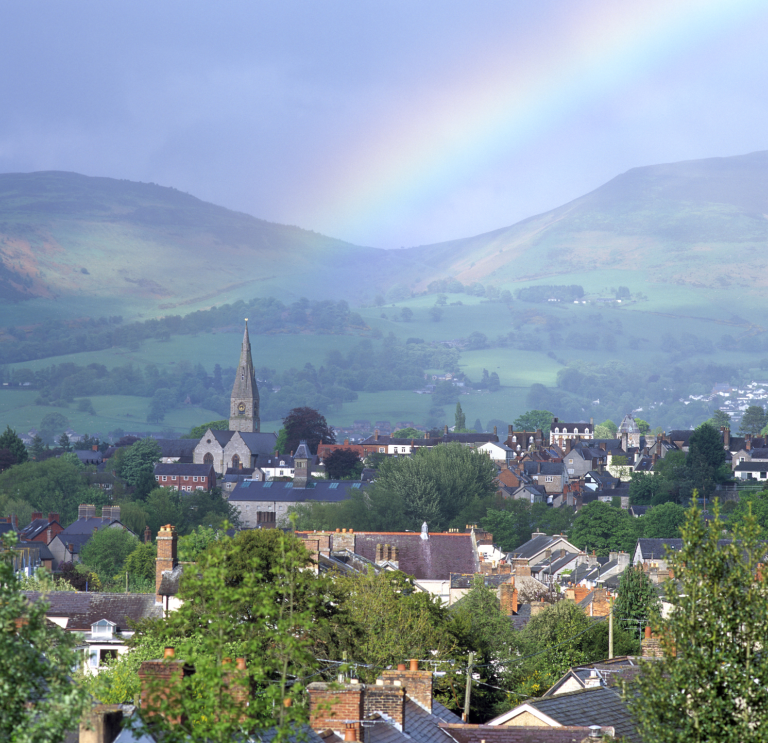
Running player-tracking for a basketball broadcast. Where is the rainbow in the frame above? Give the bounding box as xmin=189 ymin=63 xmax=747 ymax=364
xmin=307 ymin=0 xmax=767 ymax=246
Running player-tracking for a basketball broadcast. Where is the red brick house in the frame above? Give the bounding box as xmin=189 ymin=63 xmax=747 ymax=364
xmin=19 ymin=512 xmax=64 ymax=545
xmin=153 ymin=463 xmax=216 ymax=492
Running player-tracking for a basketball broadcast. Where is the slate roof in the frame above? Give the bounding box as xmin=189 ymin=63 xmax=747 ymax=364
xmin=508 ymin=534 xmax=576 ymax=560
xmin=360 ymin=432 xmax=498 ymax=447
xmin=154 ymin=463 xmax=215 ymax=477
xmin=155 ymin=438 xmax=198 ymax=459
xmin=449 ymin=572 xmax=511 ymax=589
xmin=629 ymin=505 xmax=650 ymax=517
xmin=229 ymin=480 xmax=361 ymax=502
xmin=668 ymin=430 xmax=694 ymax=446
xmin=53 ymin=517 xmax=129 ymax=555
xmin=439 ymin=724 xmax=597 ymax=743
xmin=368 ymin=700 xmax=462 ymax=743
xmin=745 ymin=448 xmax=768 ymax=459
xmin=74 ymin=450 xmax=103 ymax=465
xmin=635 ymin=538 xmax=684 ymax=560
xmin=239 ymin=431 xmax=279 ymax=457
xmin=351 ymin=532 xmax=478 ymax=581
xmin=544 ymin=657 xmax=641 ymax=697
xmin=733 ymin=462 xmax=768 ymax=472
xmin=23 ymin=592 xmax=161 ymax=631
xmin=492 ymin=686 xmax=638 ymax=742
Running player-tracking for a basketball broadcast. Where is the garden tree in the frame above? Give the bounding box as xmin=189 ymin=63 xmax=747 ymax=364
xmin=57 ymin=432 xmax=70 ymax=451
xmin=594 ymin=419 xmax=618 ymax=439
xmin=570 ymin=501 xmax=643 ymax=555
xmin=126 ymin=529 xmax=320 ymax=742
xmin=513 ymin=600 xmax=594 ymax=697
xmin=642 ymin=502 xmax=687 ymax=538
xmin=178 ymin=488 xmax=237 ymax=533
xmin=184 ymin=419 xmax=228 ymax=439
xmin=332 ymin=568 xmax=457 ymax=684
xmin=0 ymin=533 xmax=89 ymax=742
xmin=81 ymin=527 xmax=140 ymax=582
xmin=513 ymin=409 xmax=554 ymax=434
xmin=39 ymin=412 xmax=70 ymax=443
xmin=118 ymin=438 xmax=162 ymax=487
xmin=392 ymin=426 xmax=421 ymax=438
xmin=0 ymin=448 xmax=17 ymax=472
xmin=429 ymin=306 xmax=443 ymax=322
xmin=117 ymin=501 xmax=149 ymax=535
xmin=58 ymin=562 xmax=101 ymax=591
xmin=651 ymin=450 xmax=692 ymax=505
xmin=629 ymin=471 xmax=668 ymax=506
xmin=473 ymin=418 xmax=483 ymax=433
xmin=29 ymin=434 xmax=46 ymax=461
xmin=631 ymin=505 xmax=768 ymax=742
xmin=455 ymin=401 xmax=466 ymax=431
xmin=0 ymin=425 xmax=28 ymax=465
xmin=144 ymin=488 xmax=183 ymax=537
xmin=0 ymin=457 xmax=102 ymax=523
xmin=634 ymin=418 xmax=651 ymax=434
xmin=178 ymin=525 xmax=219 ymax=562
xmin=726 ymin=491 xmax=768 ymax=537
xmin=282 ymin=406 xmax=335 ymax=455
xmin=739 ymin=404 xmax=768 ymax=435
xmin=708 ymin=408 xmax=731 ymax=429
xmin=613 ymin=565 xmax=660 ymax=638
xmin=124 ymin=541 xmax=157 ymax=581
xmin=687 ymin=422 xmax=727 ymax=498
xmin=134 ymin=469 xmax=159 ymax=500
xmin=367 ymin=442 xmax=497 ymax=530
xmin=322 ymin=448 xmax=363 ymax=479
xmin=449 ymin=577 xmax=520 ymax=720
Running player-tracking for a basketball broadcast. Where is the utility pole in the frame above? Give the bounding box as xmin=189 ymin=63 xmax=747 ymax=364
xmin=125 ymin=571 xmax=129 ymax=594
xmin=463 ymin=651 xmax=475 ymax=722
xmin=608 ymin=597 xmax=614 ymax=659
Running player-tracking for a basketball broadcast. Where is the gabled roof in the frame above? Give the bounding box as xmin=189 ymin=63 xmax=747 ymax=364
xmin=449 ymin=573 xmax=511 ymax=589
xmin=508 ymin=534 xmax=577 ymax=560
xmin=368 ymin=699 xmax=462 ymax=743
xmin=439 ymin=724 xmax=597 ymax=743
xmin=237 ymin=431 xmax=280 ymax=456
xmin=351 ymin=532 xmax=479 ymax=581
xmin=154 ymin=463 xmax=215 ymax=476
xmin=155 ymin=439 xmax=198 ymax=458
xmin=229 ymin=480 xmax=361 ymax=502
xmin=489 ymin=686 xmax=638 ymax=742
xmin=634 ymin=538 xmax=683 ymax=560
xmin=23 ymin=591 xmax=161 ymax=631
xmin=733 ymin=462 xmax=768 ymax=472
xmin=19 ymin=518 xmax=60 ymax=541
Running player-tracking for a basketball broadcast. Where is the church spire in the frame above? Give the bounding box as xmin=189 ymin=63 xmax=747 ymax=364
xmin=229 ymin=319 xmax=260 ymax=432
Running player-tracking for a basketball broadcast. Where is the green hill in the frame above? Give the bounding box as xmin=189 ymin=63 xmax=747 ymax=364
xmin=406 ymin=151 xmax=768 ymax=296
xmin=0 ymin=171 xmax=424 ymax=319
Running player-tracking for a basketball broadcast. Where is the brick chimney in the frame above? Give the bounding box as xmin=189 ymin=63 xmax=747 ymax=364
xmin=32 ymin=512 xmax=43 ymax=521
xmin=156 ymin=524 xmax=178 ymax=604
xmin=308 ymin=681 xmax=364 ymax=739
xmin=138 ymin=647 xmax=193 ymax=725
xmin=722 ymin=426 xmax=730 ymax=449
xmin=144 ymin=525 xmax=151 ymax=544
xmin=444 ymin=425 xmax=449 ymax=435
xmin=511 ymin=557 xmax=531 ymax=577
xmin=79 ymin=704 xmax=124 ymax=743
xmin=374 ymin=429 xmax=379 ymax=441
xmin=499 ymin=582 xmax=518 ymax=616
xmin=641 ymin=626 xmax=663 ymax=658
xmin=365 ymin=679 xmax=405 ymax=728
xmin=574 ymin=585 xmax=591 ymax=603
xmin=48 ymin=512 xmax=58 ymax=524
xmin=382 ymin=660 xmax=433 ymax=713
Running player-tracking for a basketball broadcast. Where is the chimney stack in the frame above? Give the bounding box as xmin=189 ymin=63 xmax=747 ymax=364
xmin=78 ymin=504 xmax=96 ymax=520
xmin=48 ymin=512 xmax=58 ymax=524
xmin=382 ymin=661 xmax=433 ymax=713
xmin=155 ymin=524 xmax=178 ymax=604
xmin=32 ymin=512 xmax=43 ymax=521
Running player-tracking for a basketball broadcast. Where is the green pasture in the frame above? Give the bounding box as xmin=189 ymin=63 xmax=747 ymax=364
xmin=0 ymin=391 xmax=222 ymax=437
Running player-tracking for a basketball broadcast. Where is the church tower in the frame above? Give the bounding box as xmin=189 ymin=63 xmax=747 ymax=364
xmin=229 ymin=320 xmax=260 ymax=432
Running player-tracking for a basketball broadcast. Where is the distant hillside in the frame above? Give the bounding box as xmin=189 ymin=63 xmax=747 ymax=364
xmin=407 ymin=151 xmax=768 ymax=293
xmin=0 ymin=171 xmax=425 ymax=315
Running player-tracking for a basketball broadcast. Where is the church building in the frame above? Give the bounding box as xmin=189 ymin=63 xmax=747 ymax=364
xmin=193 ymin=321 xmax=276 ymax=474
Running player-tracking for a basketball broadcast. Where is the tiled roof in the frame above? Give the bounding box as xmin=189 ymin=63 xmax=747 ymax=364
xmin=154 ymin=463 xmax=215 ymax=477
xmin=155 ymin=439 xmax=198 ymax=458
xmin=230 ymin=480 xmax=361 ymax=502
xmin=19 ymin=518 xmax=57 ymax=541
xmin=440 ymin=724 xmax=596 ymax=743
xmin=509 ymin=534 xmax=575 ymax=560
xmin=74 ymin=450 xmax=103 ymax=464
xmin=23 ymin=591 xmax=161 ymax=631
xmin=352 ymin=532 xmax=478 ymax=581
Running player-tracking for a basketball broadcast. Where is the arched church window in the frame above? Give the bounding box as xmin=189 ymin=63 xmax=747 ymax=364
xmin=232 ymin=454 xmax=240 ymax=469
xmin=204 ymin=453 xmax=213 ymax=465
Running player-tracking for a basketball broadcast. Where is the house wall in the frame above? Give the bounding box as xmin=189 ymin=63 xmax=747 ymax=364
xmin=501 ymin=711 xmax=549 ymax=727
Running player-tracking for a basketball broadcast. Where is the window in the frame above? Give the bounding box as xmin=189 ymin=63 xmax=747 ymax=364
xmin=99 ymin=649 xmax=118 ymax=666
xmin=554 ymin=428 xmax=559 ymax=434
xmin=279 ymin=470 xmax=284 ymax=476
xmin=192 ymin=476 xmax=197 ymax=482
xmin=568 ymin=458 xmax=573 ymax=464
xmin=162 ymin=476 xmax=167 ymax=481
xmin=232 ymin=454 xmax=240 ymax=469
xmin=568 ymin=468 xmax=574 ymax=474
xmin=196 ymin=485 xmax=203 ymax=490
xmin=379 ymin=448 xmax=385 ymax=453
xmin=401 ymin=447 xmax=406 ymax=453
xmin=512 ymin=436 xmax=517 ymax=442
xmin=545 ymin=476 xmax=553 ymax=482
xmin=204 ymin=453 xmax=214 ymax=465
xmin=762 ymin=472 xmax=767 ymax=479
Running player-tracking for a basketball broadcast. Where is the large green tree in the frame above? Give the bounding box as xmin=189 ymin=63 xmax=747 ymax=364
xmin=0 ymin=425 xmax=28 ymax=465
xmin=367 ymin=442 xmax=497 ymax=530
xmin=0 ymin=533 xmax=89 ymax=742
xmin=613 ymin=565 xmax=660 ymax=638
xmin=80 ymin=526 xmax=139 ymax=582
xmin=513 ymin=410 xmax=554 ymax=434
xmin=687 ymin=423 xmax=727 ymax=498
xmin=739 ymin=405 xmax=768 ymax=436
xmin=118 ymin=438 xmax=162 ymax=487
xmin=570 ymin=501 xmax=642 ymax=555
xmin=631 ymin=505 xmax=768 ymax=742
xmin=282 ymin=406 xmax=335 ymax=455
xmin=642 ymin=502 xmax=687 ymax=538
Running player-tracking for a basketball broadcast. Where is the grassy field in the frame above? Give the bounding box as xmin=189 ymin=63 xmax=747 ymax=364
xmin=0 ymin=390 xmax=222 ymax=437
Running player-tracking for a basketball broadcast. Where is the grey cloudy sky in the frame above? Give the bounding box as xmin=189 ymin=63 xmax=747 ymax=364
xmin=1 ymin=1 xmax=767 ymax=248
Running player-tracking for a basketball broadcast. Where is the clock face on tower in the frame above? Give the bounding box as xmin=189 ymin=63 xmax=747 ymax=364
xmin=238 ymin=403 xmax=246 ymax=413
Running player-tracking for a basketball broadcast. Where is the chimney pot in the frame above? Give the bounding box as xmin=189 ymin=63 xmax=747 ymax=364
xmin=397 ymin=663 xmax=406 ymax=671
xmin=164 ymin=647 xmax=175 ymax=659
xmin=409 ymin=658 xmax=418 ymax=671
xmin=645 ymin=626 xmax=652 ymax=639
xmin=344 ymin=725 xmax=356 ymax=741
xmin=236 ymin=657 xmax=246 ymax=670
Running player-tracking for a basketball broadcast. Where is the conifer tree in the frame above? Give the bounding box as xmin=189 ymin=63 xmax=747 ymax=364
xmin=0 ymin=425 xmax=28 ymax=465
xmin=455 ymin=401 xmax=466 ymax=431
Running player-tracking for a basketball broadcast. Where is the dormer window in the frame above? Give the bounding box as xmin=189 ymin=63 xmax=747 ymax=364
xmin=554 ymin=428 xmax=559 ymax=434
xmin=512 ymin=436 xmax=517 ymax=442
xmin=91 ymin=619 xmax=116 ymax=639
